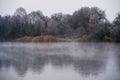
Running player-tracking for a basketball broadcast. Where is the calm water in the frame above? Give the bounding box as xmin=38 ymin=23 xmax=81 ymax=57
xmin=0 ymin=42 xmax=120 ymax=80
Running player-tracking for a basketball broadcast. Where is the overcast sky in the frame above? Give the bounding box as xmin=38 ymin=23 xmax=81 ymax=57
xmin=0 ymin=0 xmax=120 ymax=21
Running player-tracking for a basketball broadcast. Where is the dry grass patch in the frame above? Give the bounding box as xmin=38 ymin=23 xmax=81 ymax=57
xmin=16 ymin=36 xmax=33 ymax=42
xmin=16 ymin=36 xmax=72 ymax=42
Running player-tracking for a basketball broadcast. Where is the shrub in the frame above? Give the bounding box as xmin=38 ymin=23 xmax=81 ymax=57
xmin=77 ymin=35 xmax=92 ymax=42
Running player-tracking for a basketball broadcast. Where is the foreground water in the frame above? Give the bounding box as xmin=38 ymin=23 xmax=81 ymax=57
xmin=0 ymin=42 xmax=120 ymax=80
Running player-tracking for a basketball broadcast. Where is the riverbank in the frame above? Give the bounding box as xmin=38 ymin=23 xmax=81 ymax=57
xmin=15 ymin=35 xmax=115 ymax=42
xmin=16 ymin=36 xmax=73 ymax=42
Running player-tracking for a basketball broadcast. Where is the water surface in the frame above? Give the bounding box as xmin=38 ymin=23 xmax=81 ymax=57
xmin=0 ymin=42 xmax=120 ymax=80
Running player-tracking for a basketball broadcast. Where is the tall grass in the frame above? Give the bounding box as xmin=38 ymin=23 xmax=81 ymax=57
xmin=16 ymin=36 xmax=72 ymax=42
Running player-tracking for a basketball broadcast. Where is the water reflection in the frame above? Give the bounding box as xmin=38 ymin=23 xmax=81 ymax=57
xmin=0 ymin=42 xmax=119 ymax=80
xmin=113 ymin=44 xmax=120 ymax=72
xmin=0 ymin=54 xmax=106 ymax=76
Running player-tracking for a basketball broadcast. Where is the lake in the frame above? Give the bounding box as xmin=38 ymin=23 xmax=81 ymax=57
xmin=0 ymin=42 xmax=120 ymax=80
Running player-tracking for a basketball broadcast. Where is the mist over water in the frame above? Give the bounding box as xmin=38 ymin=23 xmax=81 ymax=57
xmin=0 ymin=42 xmax=120 ymax=80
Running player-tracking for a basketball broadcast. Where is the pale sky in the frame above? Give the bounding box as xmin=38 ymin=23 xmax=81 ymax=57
xmin=0 ymin=0 xmax=120 ymax=22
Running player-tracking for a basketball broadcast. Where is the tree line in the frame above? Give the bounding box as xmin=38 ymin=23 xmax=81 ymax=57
xmin=0 ymin=7 xmax=120 ymax=42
